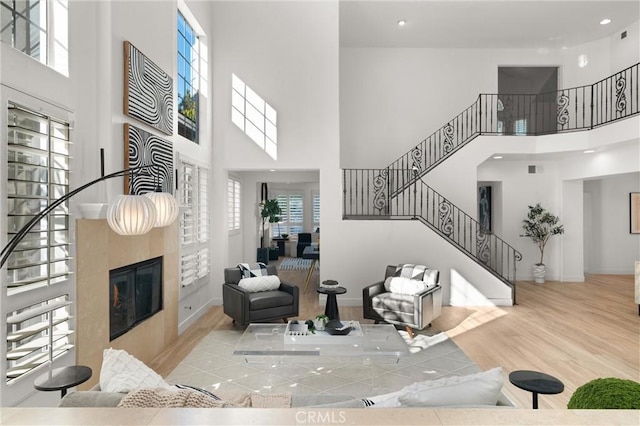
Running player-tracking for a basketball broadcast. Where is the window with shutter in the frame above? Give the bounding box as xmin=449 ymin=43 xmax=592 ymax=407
xmin=177 ymin=155 xmax=209 ymax=287
xmin=5 ymin=102 xmax=74 ymax=384
xmin=274 ymin=193 xmax=303 ymax=236
xmin=313 ymin=192 xmax=320 ymax=231
xmin=227 ymin=177 xmax=240 ymax=232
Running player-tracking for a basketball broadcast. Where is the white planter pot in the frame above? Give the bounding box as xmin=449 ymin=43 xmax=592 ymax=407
xmin=532 ymin=264 xmax=546 ymax=284
xmin=314 ymin=319 xmax=326 ymax=331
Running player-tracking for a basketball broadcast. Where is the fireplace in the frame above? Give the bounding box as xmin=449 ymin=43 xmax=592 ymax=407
xmin=109 ymin=256 xmax=163 ymax=341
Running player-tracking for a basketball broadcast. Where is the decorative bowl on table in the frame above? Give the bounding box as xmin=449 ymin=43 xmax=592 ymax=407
xmin=324 ymin=320 xmax=353 ymax=336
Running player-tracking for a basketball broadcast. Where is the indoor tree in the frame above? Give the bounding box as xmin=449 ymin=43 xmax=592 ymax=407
xmin=260 ymin=199 xmax=282 ymax=249
xmin=521 ymin=203 xmax=564 ymax=283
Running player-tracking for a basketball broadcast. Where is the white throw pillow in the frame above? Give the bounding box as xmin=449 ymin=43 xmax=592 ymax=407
xmin=398 ymin=367 xmax=503 ymax=407
xmin=100 ymin=348 xmax=171 ymax=393
xmin=365 ymin=389 xmax=404 ymax=408
xmin=422 ymin=269 xmax=438 ymax=286
xmin=384 ymin=277 xmax=433 ymax=295
xmin=238 ymin=275 xmax=281 ymax=292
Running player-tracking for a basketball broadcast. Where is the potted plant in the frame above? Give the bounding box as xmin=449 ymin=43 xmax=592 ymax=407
xmin=313 ymin=314 xmax=329 ymax=331
xmin=521 ymin=203 xmax=564 ymax=283
xmin=257 ymin=199 xmax=282 ymax=263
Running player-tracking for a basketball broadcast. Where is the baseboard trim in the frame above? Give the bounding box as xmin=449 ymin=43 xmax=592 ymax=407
xmin=561 ymin=275 xmax=585 ymax=282
xmin=178 ymin=298 xmax=216 ymax=335
xmin=586 ymin=269 xmax=634 ymax=275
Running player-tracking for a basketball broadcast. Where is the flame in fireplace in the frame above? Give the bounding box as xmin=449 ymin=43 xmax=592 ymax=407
xmin=113 ymin=284 xmax=120 ymax=308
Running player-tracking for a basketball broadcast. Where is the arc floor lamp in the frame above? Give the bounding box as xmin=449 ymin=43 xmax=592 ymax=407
xmin=1 ymin=151 xmax=179 ymax=270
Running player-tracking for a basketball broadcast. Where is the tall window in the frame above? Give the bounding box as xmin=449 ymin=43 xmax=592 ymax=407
xmin=275 ymin=193 xmax=303 ymax=236
xmin=231 ymin=74 xmax=277 ymax=160
xmin=227 ymin=177 xmax=240 ymax=232
xmin=177 ymin=155 xmax=209 ymax=286
xmin=177 ymin=11 xmax=200 ymax=143
xmin=5 ymin=102 xmax=73 ymax=383
xmin=6 ymin=103 xmax=71 ymax=295
xmin=0 ymin=0 xmax=69 ymax=75
xmin=312 ymin=192 xmax=320 ymax=231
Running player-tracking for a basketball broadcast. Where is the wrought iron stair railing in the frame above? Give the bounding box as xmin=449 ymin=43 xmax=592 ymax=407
xmin=343 ymin=168 xmax=522 ymax=301
xmin=388 ymin=63 xmax=639 ymax=196
xmin=342 ymin=64 xmax=638 ymax=304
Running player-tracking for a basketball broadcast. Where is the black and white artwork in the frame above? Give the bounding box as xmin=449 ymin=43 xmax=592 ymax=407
xmin=124 ymin=123 xmax=173 ymax=195
xmin=124 ymin=41 xmax=173 ymax=135
xmin=479 ymin=186 xmax=492 ymax=233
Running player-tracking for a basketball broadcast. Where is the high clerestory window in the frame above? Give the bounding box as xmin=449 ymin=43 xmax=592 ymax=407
xmin=0 ymin=0 xmax=69 ymax=76
xmin=177 ymin=10 xmax=202 ymax=143
xmin=231 ymin=74 xmax=278 ymax=160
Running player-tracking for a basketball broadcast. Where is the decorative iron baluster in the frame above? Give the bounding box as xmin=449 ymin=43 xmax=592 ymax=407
xmin=410 ymin=147 xmax=422 ymax=173
xmin=438 ymin=200 xmax=454 ymax=236
xmin=443 ymin=123 xmax=454 ymax=154
xmin=372 ymin=169 xmax=389 ymax=214
xmin=476 ymin=229 xmax=491 ymax=265
xmin=557 ymin=92 xmax=570 ymax=128
xmin=616 ymin=74 xmax=627 ymax=117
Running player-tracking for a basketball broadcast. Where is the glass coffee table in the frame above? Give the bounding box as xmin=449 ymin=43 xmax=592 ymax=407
xmin=233 ymin=321 xmax=409 ymax=394
xmin=233 ymin=321 xmax=409 ymax=364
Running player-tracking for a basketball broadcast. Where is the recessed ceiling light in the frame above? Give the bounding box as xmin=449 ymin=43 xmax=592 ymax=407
xmin=584 ymin=150 xmax=595 ymax=154
xmin=269 ymin=169 xmax=276 ymax=172
xmin=493 ymin=156 xmax=503 ymax=159
xmin=600 ymin=18 xmax=611 ymax=25
xmin=397 ymin=20 xmax=406 ymax=27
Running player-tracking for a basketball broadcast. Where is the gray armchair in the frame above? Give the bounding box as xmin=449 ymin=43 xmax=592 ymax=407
xmin=363 ymin=265 xmax=443 ymax=337
xmin=223 ymin=264 xmax=299 ymax=326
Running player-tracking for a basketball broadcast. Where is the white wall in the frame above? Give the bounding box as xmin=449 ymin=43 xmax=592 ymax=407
xmin=340 ymin=47 xmax=566 ymax=168
xmin=584 ymin=173 xmax=640 ymax=274
xmin=340 ymin=20 xmax=640 ymax=169
xmin=211 ymin=1 xmax=339 ymax=306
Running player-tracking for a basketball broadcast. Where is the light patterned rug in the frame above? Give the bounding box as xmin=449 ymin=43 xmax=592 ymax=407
xmin=278 ymin=257 xmax=320 ymax=271
xmin=166 ymin=328 xmax=479 ymax=399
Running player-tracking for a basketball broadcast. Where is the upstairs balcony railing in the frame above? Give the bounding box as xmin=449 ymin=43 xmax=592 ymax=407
xmin=343 ymin=168 xmax=522 ymax=301
xmin=387 ymin=63 xmax=639 ymax=195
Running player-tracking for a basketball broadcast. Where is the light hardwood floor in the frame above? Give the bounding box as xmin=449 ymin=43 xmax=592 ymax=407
xmin=149 ymin=261 xmax=639 ymax=410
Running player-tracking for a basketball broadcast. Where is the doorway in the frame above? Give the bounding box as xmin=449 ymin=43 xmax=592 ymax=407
xmin=498 ymin=67 xmax=559 ymax=135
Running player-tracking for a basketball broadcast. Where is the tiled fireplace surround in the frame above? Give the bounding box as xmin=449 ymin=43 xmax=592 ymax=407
xmin=75 ymin=219 xmax=179 ymax=390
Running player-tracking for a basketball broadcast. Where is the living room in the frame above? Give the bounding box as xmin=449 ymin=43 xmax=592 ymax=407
xmin=0 ymin=0 xmax=639 ymax=423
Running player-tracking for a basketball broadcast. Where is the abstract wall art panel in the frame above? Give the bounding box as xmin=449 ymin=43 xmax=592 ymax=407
xmin=124 ymin=41 xmax=173 ymax=135
xmin=124 ymin=123 xmax=174 ymax=195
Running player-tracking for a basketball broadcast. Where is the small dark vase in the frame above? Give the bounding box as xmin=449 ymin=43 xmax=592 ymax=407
xmin=256 ymin=248 xmax=269 ymax=264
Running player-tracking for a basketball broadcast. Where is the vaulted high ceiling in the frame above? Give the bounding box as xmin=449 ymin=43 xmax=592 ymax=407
xmin=339 ymin=1 xmax=639 ymax=48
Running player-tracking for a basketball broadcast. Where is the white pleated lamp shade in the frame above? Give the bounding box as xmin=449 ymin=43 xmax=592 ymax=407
xmin=106 ymin=195 xmax=156 ymax=236
xmin=144 ymin=191 xmax=179 ymax=227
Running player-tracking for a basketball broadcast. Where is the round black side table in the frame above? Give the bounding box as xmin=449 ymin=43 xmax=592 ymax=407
xmin=317 ymin=286 xmax=347 ymax=321
xmin=509 ymin=370 xmax=564 ymax=409
xmin=34 ymin=365 xmax=92 ymax=398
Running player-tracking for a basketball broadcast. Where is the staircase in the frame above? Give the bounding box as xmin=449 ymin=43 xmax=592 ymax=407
xmin=343 ymin=63 xmax=639 ymax=304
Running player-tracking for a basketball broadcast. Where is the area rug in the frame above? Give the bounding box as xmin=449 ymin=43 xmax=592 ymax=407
xmin=166 ymin=328 xmax=480 ymax=399
xmin=278 ymin=257 xmax=320 ymax=271
xmin=397 ymin=330 xmax=450 ymax=354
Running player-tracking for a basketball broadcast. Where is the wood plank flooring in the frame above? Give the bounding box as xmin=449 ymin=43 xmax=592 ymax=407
xmin=149 ymin=260 xmax=639 ymax=410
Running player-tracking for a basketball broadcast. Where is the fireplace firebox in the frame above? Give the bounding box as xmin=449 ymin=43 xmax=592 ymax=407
xmin=109 ymin=256 xmax=163 ymax=341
